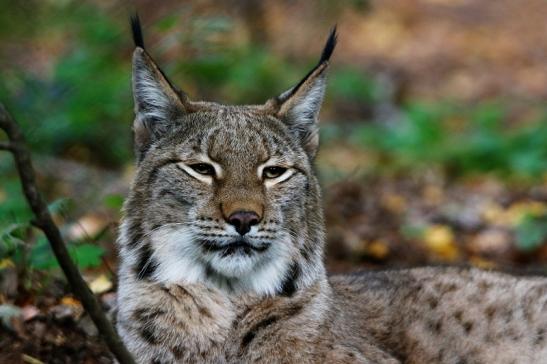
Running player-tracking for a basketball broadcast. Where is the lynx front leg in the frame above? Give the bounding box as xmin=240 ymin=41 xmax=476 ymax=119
xmin=117 ymin=282 xmax=234 ymax=363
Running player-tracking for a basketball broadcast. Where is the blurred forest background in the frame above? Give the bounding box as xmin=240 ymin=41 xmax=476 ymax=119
xmin=1 ymin=0 xmax=547 ymax=362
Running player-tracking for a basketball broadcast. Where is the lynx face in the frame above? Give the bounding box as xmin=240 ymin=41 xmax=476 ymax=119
xmin=120 ymin=23 xmax=336 ymax=295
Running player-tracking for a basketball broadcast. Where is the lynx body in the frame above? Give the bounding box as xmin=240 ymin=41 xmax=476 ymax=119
xmin=116 ymin=17 xmax=547 ymax=363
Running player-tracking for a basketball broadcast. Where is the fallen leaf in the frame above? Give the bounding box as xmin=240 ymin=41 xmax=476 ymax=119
xmin=366 ymin=239 xmax=390 ymax=259
xmin=481 ymin=202 xmax=506 ymax=226
xmin=22 ymin=354 xmax=44 ymax=364
xmin=423 ymin=225 xmax=459 ymax=261
xmin=50 ymin=296 xmax=84 ymax=321
xmin=21 ymin=305 xmax=41 ymax=322
xmin=381 ymin=193 xmax=407 ymax=214
xmin=484 ymin=201 xmax=547 ymax=227
xmin=0 ymin=258 xmax=15 ymax=269
xmin=467 ymin=229 xmax=510 ymax=256
xmin=469 ymin=256 xmax=497 ymax=269
xmin=60 ymin=296 xmax=81 ymax=307
xmin=505 ymin=201 xmax=547 ymax=225
xmin=67 ymin=214 xmax=108 ymax=241
xmin=89 ymin=274 xmax=113 ymax=294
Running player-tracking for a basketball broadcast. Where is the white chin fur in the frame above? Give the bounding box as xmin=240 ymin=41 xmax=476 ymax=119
xmin=208 ymin=253 xmax=260 ymax=278
xmin=149 ymin=225 xmax=294 ymax=296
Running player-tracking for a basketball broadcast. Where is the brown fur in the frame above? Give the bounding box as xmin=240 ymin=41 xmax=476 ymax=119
xmin=116 ymin=19 xmax=547 ymax=363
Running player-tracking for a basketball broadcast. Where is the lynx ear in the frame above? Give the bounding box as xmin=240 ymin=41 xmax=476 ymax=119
xmin=269 ymin=27 xmax=337 ymax=158
xmin=130 ymin=15 xmax=189 ymax=160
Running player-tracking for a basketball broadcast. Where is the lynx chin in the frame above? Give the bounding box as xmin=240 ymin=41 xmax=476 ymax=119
xmin=116 ymin=15 xmax=547 ymax=363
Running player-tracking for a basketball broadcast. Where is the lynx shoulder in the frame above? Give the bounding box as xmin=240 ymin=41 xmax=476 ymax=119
xmin=116 ymin=16 xmax=547 ymax=363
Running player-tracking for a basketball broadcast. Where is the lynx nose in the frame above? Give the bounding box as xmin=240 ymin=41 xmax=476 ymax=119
xmin=227 ymin=211 xmax=260 ymax=235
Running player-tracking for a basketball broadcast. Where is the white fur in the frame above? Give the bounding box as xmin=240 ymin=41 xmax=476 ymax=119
xmin=133 ymin=67 xmax=172 ymax=121
xmin=147 ymin=224 xmax=294 ymax=296
xmin=201 ymin=154 xmax=224 ymax=178
xmin=264 ymin=169 xmax=294 ymax=188
xmin=151 ymin=227 xmax=206 ymax=284
xmin=117 ymin=220 xmax=138 ymax=267
xmin=288 ymin=78 xmax=325 ymax=128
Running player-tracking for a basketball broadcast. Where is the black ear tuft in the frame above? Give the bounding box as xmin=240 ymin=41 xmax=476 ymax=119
xmin=277 ymin=26 xmax=338 ymax=103
xmin=318 ymin=25 xmax=337 ymax=65
xmin=130 ymin=13 xmax=145 ymax=49
xmin=270 ymin=26 xmax=338 ymax=157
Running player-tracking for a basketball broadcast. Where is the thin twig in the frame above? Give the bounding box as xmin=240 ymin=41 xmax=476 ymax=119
xmin=0 ymin=103 xmax=135 ymax=364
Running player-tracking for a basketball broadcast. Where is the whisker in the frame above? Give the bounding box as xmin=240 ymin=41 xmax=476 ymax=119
xmin=137 ymin=255 xmax=154 ymax=280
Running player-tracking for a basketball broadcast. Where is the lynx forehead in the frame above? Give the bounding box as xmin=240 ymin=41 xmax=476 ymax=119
xmin=118 ymin=16 xmax=336 ymax=296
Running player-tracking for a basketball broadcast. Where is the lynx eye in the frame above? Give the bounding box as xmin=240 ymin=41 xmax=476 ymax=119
xmin=262 ymin=166 xmax=287 ymax=179
xmin=189 ymin=163 xmax=215 ymax=176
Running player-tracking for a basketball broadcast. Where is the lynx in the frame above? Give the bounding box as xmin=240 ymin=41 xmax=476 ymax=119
xmin=116 ymin=16 xmax=547 ymax=363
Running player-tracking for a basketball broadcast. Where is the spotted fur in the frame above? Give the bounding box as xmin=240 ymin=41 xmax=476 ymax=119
xmin=116 ymin=17 xmax=547 ymax=363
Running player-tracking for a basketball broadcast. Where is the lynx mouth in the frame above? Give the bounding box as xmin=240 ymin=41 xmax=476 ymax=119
xmin=200 ymin=239 xmax=270 ymax=257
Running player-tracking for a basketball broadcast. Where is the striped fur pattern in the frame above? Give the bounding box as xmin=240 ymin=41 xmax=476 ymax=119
xmin=116 ymin=17 xmax=547 ymax=363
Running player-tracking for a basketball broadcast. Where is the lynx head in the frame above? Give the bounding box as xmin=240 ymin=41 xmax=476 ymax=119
xmin=119 ymin=16 xmax=336 ymax=296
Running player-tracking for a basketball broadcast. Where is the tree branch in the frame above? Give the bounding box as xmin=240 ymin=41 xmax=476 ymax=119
xmin=0 ymin=103 xmax=135 ymax=364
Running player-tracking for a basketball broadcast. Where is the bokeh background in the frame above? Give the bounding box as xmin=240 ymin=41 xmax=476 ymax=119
xmin=1 ymin=0 xmax=547 ymax=362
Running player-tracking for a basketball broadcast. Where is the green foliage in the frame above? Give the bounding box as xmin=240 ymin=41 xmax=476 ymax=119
xmin=0 ymin=223 xmax=27 ymax=258
xmin=5 ymin=232 xmax=106 ymax=271
xmin=0 ymin=0 xmax=381 ymax=171
xmin=400 ymin=223 xmax=426 ymax=240
xmin=28 ymin=237 xmax=105 ymax=270
xmin=1 ymin=2 xmax=347 ymax=166
xmin=69 ymin=243 xmax=105 ymax=269
xmin=3 ymin=228 xmax=106 ymax=271
xmin=515 ymin=213 xmax=547 ymax=252
xmin=48 ymin=198 xmax=74 ymax=217
xmin=1 ymin=192 xmax=105 ymax=272
xmin=177 ymin=42 xmax=310 ymax=105
xmin=329 ymin=68 xmax=379 ymax=104
xmin=354 ymin=102 xmax=547 ymax=180
xmin=103 ymin=194 xmax=125 ymax=210
xmin=0 ymin=176 xmax=33 ymax=228
xmin=1 ymin=3 xmax=132 ymax=167
xmin=28 ymin=236 xmax=58 ymax=270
